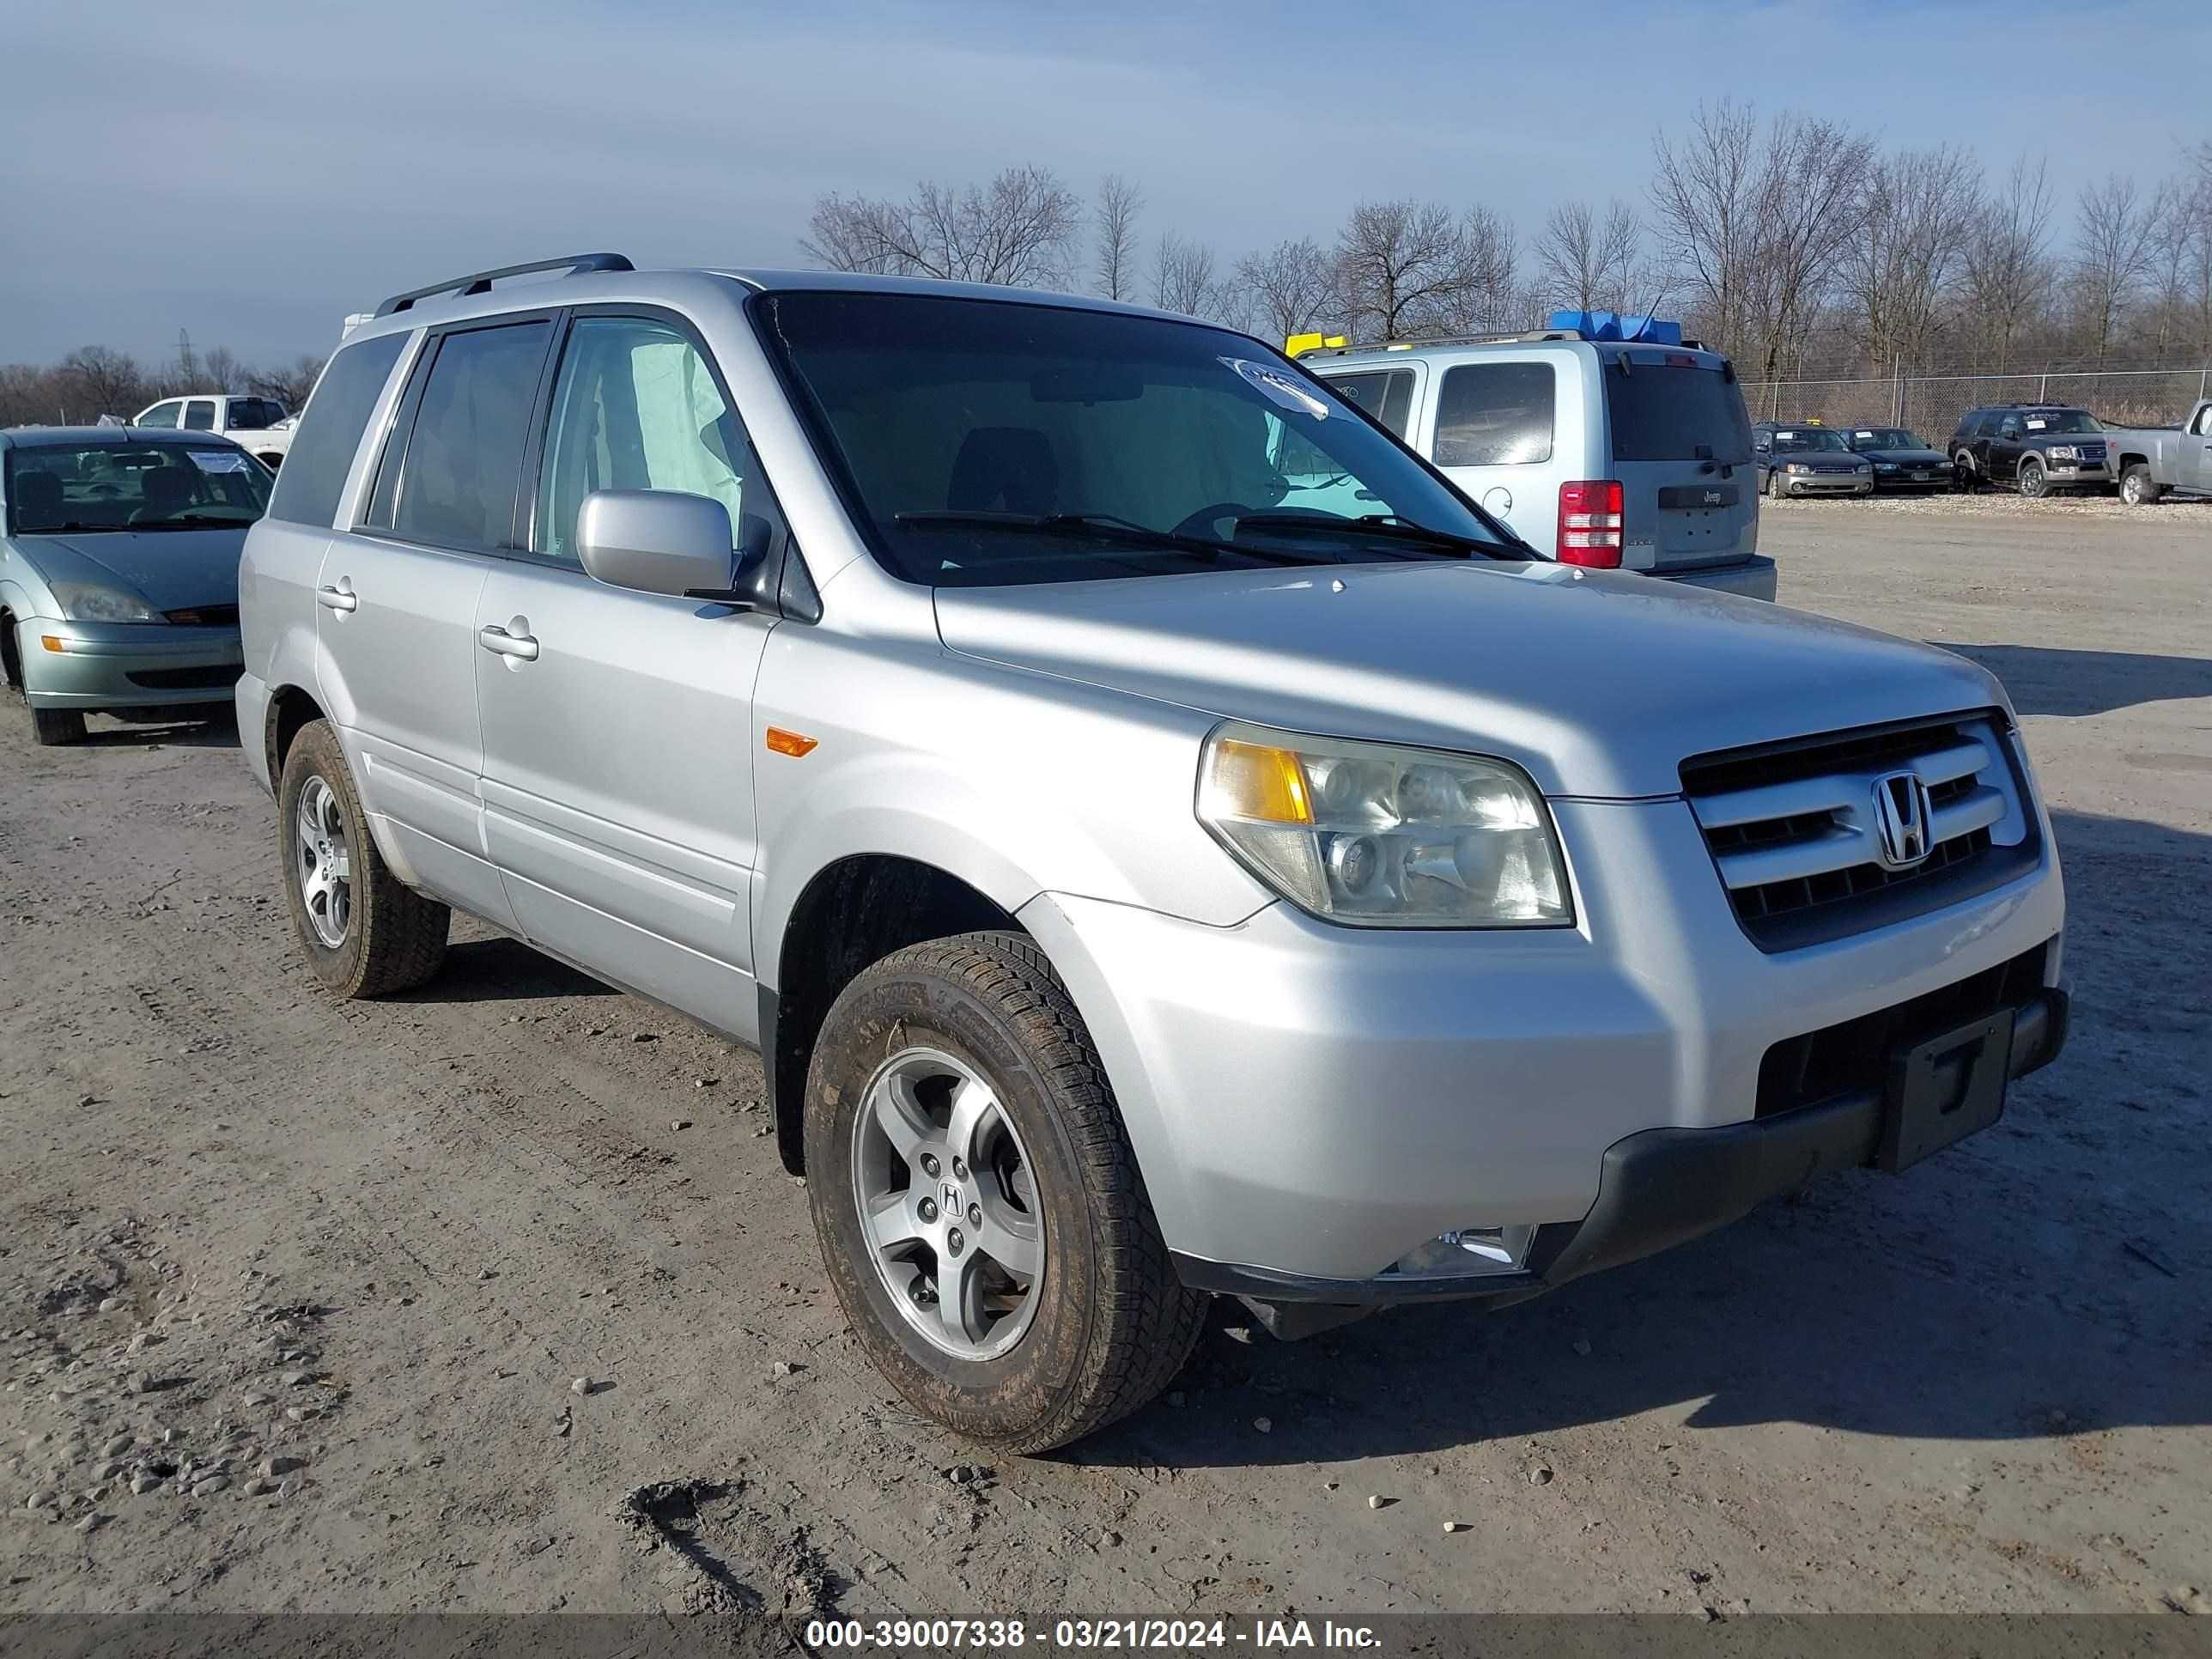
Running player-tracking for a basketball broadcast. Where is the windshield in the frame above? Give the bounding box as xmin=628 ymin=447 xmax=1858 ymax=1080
xmin=1850 ymin=428 xmax=1921 ymax=448
xmin=2018 ymin=410 xmax=2103 ymax=434
xmin=1766 ymin=428 xmax=1852 ymax=453
xmin=4 ymin=443 xmax=271 ymax=535
xmin=759 ymin=291 xmax=1513 ymax=587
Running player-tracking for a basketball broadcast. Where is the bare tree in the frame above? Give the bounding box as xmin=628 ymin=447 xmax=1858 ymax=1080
xmin=58 ymin=346 xmax=148 ymax=420
xmin=202 ymin=345 xmax=242 ymax=392
xmin=1846 ymin=146 xmax=1982 ymax=369
xmin=2073 ymin=173 xmax=2154 ymax=364
xmin=1652 ymin=101 xmax=1872 ymax=379
xmin=246 ymin=355 xmax=326 ymax=412
xmin=803 ymin=164 xmax=1082 ymax=289
xmin=1960 ymin=156 xmax=2056 ymax=370
xmin=1431 ymin=204 xmax=1523 ymax=336
xmin=1094 ymin=174 xmax=1142 ymax=302
xmin=1334 ymin=199 xmax=1468 ymax=339
xmin=1231 ymin=236 xmax=1338 ymax=341
xmin=1151 ymin=232 xmax=1218 ymax=319
xmin=1537 ymin=199 xmax=1643 ymax=313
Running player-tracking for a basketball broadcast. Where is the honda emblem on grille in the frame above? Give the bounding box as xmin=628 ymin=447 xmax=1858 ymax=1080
xmin=1871 ymin=771 xmax=1933 ymax=869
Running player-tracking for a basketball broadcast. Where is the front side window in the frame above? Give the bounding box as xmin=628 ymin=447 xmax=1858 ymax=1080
xmin=1434 ymin=362 xmax=1557 ymax=467
xmin=137 ymin=402 xmax=181 ymax=429
xmin=389 ymin=320 xmax=552 ymax=552
xmin=4 ymin=444 xmax=270 ymax=535
xmin=760 ymin=291 xmax=1510 ymax=588
xmin=535 ymin=317 xmax=744 ymax=565
xmin=269 ymin=331 xmax=408 ymax=527
xmin=182 ymin=399 xmax=216 ymax=431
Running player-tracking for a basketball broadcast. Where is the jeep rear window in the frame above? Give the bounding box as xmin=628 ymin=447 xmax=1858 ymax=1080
xmin=1607 ymin=362 xmax=1752 ymax=464
xmin=268 ymin=332 xmax=407 ymax=527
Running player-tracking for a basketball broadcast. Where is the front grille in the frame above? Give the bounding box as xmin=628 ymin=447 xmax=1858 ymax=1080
xmin=1756 ymin=941 xmax=2050 ymax=1120
xmin=163 ymin=605 xmax=239 ymax=627
xmin=125 ymin=665 xmax=241 ymax=690
xmin=1682 ymin=712 xmax=2042 ymax=951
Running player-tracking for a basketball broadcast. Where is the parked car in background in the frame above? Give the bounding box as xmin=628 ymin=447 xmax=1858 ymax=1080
xmin=2101 ymin=399 xmax=2212 ymax=505
xmin=1 ymin=427 xmax=266 ymax=743
xmin=1752 ymin=423 xmax=1875 ymax=497
xmin=1840 ymin=426 xmax=1952 ymax=491
xmin=236 ymin=255 xmax=2067 ymax=1451
xmin=1948 ymin=406 xmax=2112 ymax=497
xmin=134 ymin=394 xmax=295 ymax=471
xmin=1298 ymin=331 xmax=1776 ymax=599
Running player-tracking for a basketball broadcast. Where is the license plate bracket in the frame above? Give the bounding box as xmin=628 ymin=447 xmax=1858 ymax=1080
xmin=1879 ymin=1010 xmax=2014 ymax=1172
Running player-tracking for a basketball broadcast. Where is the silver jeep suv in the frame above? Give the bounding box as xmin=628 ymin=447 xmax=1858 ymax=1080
xmin=237 ymin=255 xmax=2068 ymax=1452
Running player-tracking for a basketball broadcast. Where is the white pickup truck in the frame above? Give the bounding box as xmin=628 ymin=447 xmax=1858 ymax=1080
xmin=131 ymin=394 xmax=295 ymax=471
xmin=2108 ymin=398 xmax=2212 ymax=505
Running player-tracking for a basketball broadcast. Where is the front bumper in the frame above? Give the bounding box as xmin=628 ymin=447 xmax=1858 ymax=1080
xmin=1776 ymin=472 xmax=1874 ymax=496
xmin=2036 ymin=459 xmax=2113 ymax=485
xmin=17 ymin=618 xmax=243 ymax=709
xmin=1020 ymin=793 xmax=2064 ymax=1292
xmin=1870 ymin=466 xmax=1952 ymax=490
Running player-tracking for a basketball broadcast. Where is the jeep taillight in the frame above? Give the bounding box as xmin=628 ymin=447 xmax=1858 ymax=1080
xmin=1558 ymin=481 xmax=1624 ymax=568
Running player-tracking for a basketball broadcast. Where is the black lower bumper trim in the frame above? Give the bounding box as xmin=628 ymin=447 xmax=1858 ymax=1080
xmin=1176 ymin=987 xmax=2069 ymax=1321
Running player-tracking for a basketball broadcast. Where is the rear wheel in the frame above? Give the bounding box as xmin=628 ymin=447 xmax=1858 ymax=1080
xmin=2017 ymin=457 xmax=2050 ymax=499
xmin=2120 ymin=464 xmax=2161 ymax=507
xmin=277 ymin=719 xmax=449 ymax=997
xmin=805 ymin=931 xmax=1206 ymax=1454
xmin=30 ymin=705 xmax=87 ymax=746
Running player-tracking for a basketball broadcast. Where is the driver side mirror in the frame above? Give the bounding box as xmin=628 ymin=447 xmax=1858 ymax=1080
xmin=576 ymin=489 xmax=773 ymax=607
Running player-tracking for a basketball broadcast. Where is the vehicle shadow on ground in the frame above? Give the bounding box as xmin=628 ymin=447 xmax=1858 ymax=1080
xmin=77 ymin=709 xmax=240 ymax=749
xmin=396 ymin=936 xmax=620 ymax=1004
xmin=1934 ymin=643 xmax=2212 ymax=718
xmin=1075 ymin=807 xmax=2211 ymax=1470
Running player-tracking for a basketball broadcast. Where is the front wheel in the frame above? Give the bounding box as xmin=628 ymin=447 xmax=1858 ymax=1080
xmin=30 ymin=705 xmax=87 ymax=746
xmin=277 ymin=719 xmax=449 ymax=997
xmin=1953 ymin=451 xmax=1979 ymax=492
xmin=2120 ymin=465 xmax=2161 ymax=507
xmin=2017 ymin=457 xmax=2050 ymax=499
xmin=1765 ymin=468 xmax=1784 ymax=499
xmin=805 ymin=931 xmax=1206 ymax=1454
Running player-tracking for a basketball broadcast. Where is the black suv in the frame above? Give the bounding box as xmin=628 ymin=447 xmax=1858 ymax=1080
xmin=1949 ymin=406 xmax=2114 ymax=497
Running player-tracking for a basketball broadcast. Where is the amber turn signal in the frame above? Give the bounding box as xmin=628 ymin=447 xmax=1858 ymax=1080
xmin=765 ymin=726 xmax=819 ymax=757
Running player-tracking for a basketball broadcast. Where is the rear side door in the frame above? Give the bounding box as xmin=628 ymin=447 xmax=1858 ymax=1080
xmin=472 ymin=308 xmax=777 ymax=1032
xmin=1425 ymin=356 xmax=1567 ymax=554
xmin=324 ymin=313 xmax=560 ymax=930
xmin=1601 ymin=350 xmax=1757 ymax=573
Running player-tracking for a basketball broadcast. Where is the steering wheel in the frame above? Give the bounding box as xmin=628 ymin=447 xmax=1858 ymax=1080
xmin=1170 ymin=501 xmax=1257 ymax=540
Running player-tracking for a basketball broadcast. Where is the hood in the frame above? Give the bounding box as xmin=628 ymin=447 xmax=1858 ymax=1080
xmin=1858 ymin=447 xmax=1949 ymax=466
xmin=934 ymin=560 xmax=2008 ymax=799
xmin=15 ymin=528 xmax=246 ymax=614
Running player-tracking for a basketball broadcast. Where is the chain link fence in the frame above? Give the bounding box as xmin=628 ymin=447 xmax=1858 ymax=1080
xmin=1739 ymin=367 xmax=2212 ymax=442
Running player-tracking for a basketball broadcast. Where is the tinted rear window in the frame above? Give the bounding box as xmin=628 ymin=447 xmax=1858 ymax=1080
xmin=1435 ymin=362 xmax=1556 ymax=466
xmin=268 ymin=332 xmax=407 ymax=526
xmin=390 ymin=320 xmax=552 ymax=552
xmin=1327 ymin=369 xmax=1415 ymax=438
xmin=1607 ymin=362 xmax=1751 ymax=464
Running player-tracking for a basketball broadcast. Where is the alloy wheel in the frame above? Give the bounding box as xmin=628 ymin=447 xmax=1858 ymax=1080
xmin=295 ymin=775 xmax=353 ymax=948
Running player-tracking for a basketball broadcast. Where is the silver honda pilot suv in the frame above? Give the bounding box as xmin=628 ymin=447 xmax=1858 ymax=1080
xmin=236 ymin=255 xmax=2068 ymax=1452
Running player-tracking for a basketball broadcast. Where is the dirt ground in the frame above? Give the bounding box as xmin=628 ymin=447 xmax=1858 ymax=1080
xmin=3 ymin=501 xmax=2207 ymax=1620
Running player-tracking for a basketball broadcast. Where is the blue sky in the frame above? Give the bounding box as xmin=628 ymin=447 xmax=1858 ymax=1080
xmin=3 ymin=0 xmax=2203 ymax=363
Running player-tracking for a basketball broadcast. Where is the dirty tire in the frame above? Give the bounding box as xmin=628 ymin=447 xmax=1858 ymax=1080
xmin=30 ymin=705 xmax=87 ymax=746
xmin=805 ymin=930 xmax=1206 ymax=1455
xmin=2120 ymin=464 xmax=2161 ymax=507
xmin=276 ymin=718 xmax=448 ymax=998
xmin=2017 ymin=457 xmax=2049 ymax=499
xmin=1953 ymin=450 xmax=1979 ymax=491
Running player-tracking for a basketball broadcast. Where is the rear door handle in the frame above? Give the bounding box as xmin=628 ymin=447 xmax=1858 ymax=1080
xmin=315 ymin=585 xmax=357 ymax=612
xmin=477 ymin=624 xmax=539 ymax=662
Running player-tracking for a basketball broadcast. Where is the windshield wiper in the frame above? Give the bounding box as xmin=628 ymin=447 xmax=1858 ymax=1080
xmin=16 ymin=520 xmax=123 ymax=535
xmin=135 ymin=514 xmax=254 ymax=530
xmin=1228 ymin=512 xmax=1505 ymax=558
xmin=891 ymin=510 xmax=1336 ymax=568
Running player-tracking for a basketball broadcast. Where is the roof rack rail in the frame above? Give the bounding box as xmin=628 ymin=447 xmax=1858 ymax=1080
xmin=1302 ymin=329 xmax=1587 ymax=359
xmin=374 ymin=252 xmax=635 ymax=318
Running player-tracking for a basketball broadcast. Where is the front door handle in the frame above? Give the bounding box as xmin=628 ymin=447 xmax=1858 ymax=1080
xmin=316 ymin=584 xmax=357 ymax=612
xmin=477 ymin=623 xmax=539 ymax=662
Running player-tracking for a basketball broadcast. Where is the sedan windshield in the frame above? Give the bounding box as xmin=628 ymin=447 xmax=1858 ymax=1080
xmin=759 ymin=291 xmax=1515 ymax=587
xmin=1850 ymin=428 xmax=1923 ymax=448
xmin=1766 ymin=429 xmax=1852 ymax=453
xmin=5 ymin=443 xmax=270 ymax=535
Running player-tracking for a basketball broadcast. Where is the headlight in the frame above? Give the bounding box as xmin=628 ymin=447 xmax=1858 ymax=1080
xmin=50 ymin=580 xmax=161 ymax=623
xmin=1784 ymin=462 xmax=1812 ymax=475
xmin=2046 ymin=445 xmax=2076 ymax=460
xmin=1875 ymin=462 xmax=1897 ymax=473
xmin=1196 ymin=723 xmax=1571 ymax=928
